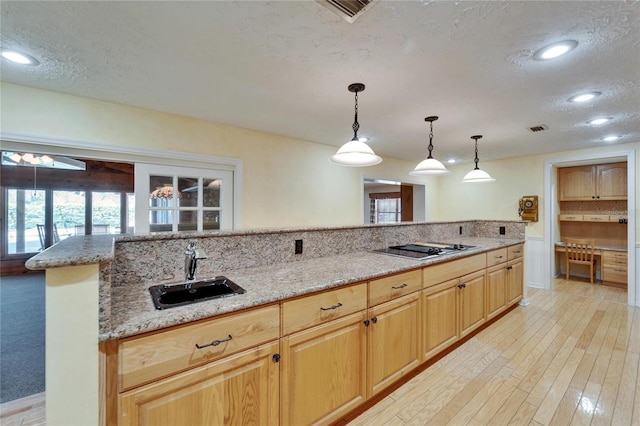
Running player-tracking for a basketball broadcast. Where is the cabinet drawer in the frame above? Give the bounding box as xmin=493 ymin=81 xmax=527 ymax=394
xmin=584 ymin=214 xmax=609 ymax=222
xmin=558 ymin=214 xmax=583 ymax=221
xmin=423 ymin=253 xmax=486 ymax=288
xmin=281 ymin=283 xmax=367 ymax=335
xmin=369 ymin=269 xmax=421 ymax=306
xmin=118 ymin=304 xmax=280 ymax=391
xmin=602 ymin=266 xmax=627 ymax=283
xmin=603 ymin=251 xmax=627 ymax=264
xmin=508 ymin=244 xmax=524 ymax=260
xmin=486 ymin=248 xmax=507 ymax=267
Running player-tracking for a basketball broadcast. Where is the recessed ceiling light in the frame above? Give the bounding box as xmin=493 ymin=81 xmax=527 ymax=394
xmin=568 ymin=92 xmax=601 ymax=103
xmin=603 ymin=135 xmax=619 ymax=142
xmin=533 ymin=40 xmax=578 ymax=60
xmin=1 ymin=49 xmax=39 ymax=66
xmin=588 ymin=117 xmax=612 ymax=125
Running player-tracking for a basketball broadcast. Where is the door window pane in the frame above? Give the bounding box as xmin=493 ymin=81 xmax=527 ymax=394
xmin=149 ymin=176 xmax=176 ymax=207
xmin=203 ymin=211 xmax=220 ymax=230
xmin=92 ymin=192 xmax=120 ymax=234
xmin=203 ymin=179 xmax=221 ymax=208
xmin=178 ymin=210 xmax=198 ymax=232
xmin=178 ymin=177 xmax=198 ymax=208
xmin=7 ymin=189 xmax=45 ymax=254
xmin=53 ymin=191 xmax=86 ymax=238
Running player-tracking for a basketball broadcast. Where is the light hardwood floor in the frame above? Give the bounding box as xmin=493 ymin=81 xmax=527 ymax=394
xmin=0 ymin=278 xmax=635 ymax=426
xmin=350 ymin=278 xmax=637 ymax=425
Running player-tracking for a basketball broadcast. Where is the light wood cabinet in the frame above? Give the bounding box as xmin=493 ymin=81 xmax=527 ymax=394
xmin=459 ymin=270 xmax=486 ymax=338
xmin=506 ymin=259 xmax=524 ymax=306
xmin=280 ymin=311 xmax=367 ymax=426
xmin=119 ymin=341 xmax=279 ymax=426
xmin=368 ymin=269 xmax=421 ymax=306
xmin=486 ymin=263 xmax=507 ymax=320
xmin=602 ymin=250 xmax=627 ymax=284
xmin=558 ymin=162 xmax=627 ymax=201
xmin=281 ymin=283 xmax=367 ymax=336
xmin=118 ymin=304 xmax=279 ymax=391
xmin=422 ymin=278 xmax=458 ymax=360
xmin=367 ymin=292 xmax=421 ymax=396
xmin=108 ymin=247 xmax=525 ymax=426
xmin=422 ymin=269 xmax=486 ymax=359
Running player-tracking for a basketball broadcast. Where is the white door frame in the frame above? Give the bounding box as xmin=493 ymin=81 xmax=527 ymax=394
xmin=0 ymin=131 xmax=243 ymax=229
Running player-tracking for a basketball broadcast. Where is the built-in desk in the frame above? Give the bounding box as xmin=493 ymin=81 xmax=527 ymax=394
xmin=555 ymin=243 xmax=627 ymax=286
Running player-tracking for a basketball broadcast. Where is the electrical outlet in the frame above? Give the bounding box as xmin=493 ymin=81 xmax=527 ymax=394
xmin=499 ymin=226 xmax=506 ymax=235
xmin=295 ymin=239 xmax=303 ymax=254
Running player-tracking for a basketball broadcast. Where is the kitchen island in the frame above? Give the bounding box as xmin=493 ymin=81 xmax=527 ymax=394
xmin=27 ymin=220 xmax=527 ymax=425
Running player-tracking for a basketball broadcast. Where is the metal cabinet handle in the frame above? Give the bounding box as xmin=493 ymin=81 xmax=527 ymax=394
xmin=392 ymin=283 xmax=408 ymax=289
xmin=371 ymin=316 xmax=378 ymax=323
xmin=495 ymin=256 xmax=504 ymax=259
xmin=320 ymin=302 xmax=343 ymax=311
xmin=363 ymin=319 xmax=370 ymax=327
xmin=513 ymin=250 xmax=521 ymax=254
xmin=195 ymin=334 xmax=232 ymax=349
xmin=506 ymin=266 xmax=513 ymax=270
xmin=457 ymin=284 xmax=466 ymax=289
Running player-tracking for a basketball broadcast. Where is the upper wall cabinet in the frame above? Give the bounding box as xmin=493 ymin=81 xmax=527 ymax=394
xmin=558 ymin=162 xmax=627 ymax=201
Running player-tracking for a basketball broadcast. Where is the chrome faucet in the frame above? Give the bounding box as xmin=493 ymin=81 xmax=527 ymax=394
xmin=184 ymin=242 xmax=207 ymax=283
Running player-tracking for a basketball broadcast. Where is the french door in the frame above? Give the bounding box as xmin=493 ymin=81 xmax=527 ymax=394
xmin=134 ymin=164 xmax=234 ymax=233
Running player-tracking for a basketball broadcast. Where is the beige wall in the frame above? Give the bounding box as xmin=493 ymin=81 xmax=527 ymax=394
xmin=0 ymin=82 xmax=636 ymax=240
xmin=1 ymin=82 xmax=436 ymax=229
xmin=432 ymin=145 xmax=639 ymax=243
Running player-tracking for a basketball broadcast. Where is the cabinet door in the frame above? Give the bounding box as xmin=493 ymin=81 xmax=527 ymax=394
xmin=558 ymin=165 xmax=595 ymax=201
xmin=422 ymin=279 xmax=458 ymax=360
xmin=507 ymin=259 xmax=524 ymax=306
xmin=119 ymin=341 xmax=279 ymax=426
xmin=596 ymin=163 xmax=627 ymax=200
xmin=368 ymin=293 xmax=421 ymax=396
xmin=486 ymin=263 xmax=507 ymax=320
xmin=280 ymin=311 xmax=367 ymax=426
xmin=459 ymin=270 xmax=486 ymax=338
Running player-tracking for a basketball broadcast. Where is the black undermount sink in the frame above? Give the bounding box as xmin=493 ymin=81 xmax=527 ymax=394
xmin=149 ymin=276 xmax=246 ymax=310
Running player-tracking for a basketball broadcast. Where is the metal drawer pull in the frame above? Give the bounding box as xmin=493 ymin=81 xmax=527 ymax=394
xmin=495 ymin=255 xmax=504 ymax=259
xmin=320 ymin=302 xmax=343 ymax=311
xmin=392 ymin=283 xmax=408 ymax=289
xmin=512 ymin=250 xmax=521 ymax=254
xmin=196 ymin=334 xmax=232 ymax=349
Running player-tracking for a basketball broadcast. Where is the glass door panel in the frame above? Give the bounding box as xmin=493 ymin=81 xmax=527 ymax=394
xmin=92 ymin=192 xmax=121 ymax=234
xmin=7 ymin=189 xmax=45 ymax=254
xmin=53 ymin=190 xmax=86 ymax=238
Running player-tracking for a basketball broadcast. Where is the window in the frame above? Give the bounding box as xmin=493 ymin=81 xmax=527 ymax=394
xmin=369 ymin=192 xmax=402 ymax=224
xmin=135 ymin=164 xmax=233 ymax=233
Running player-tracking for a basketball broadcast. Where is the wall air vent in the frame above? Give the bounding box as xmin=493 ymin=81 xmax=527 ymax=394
xmin=529 ymin=124 xmax=549 ymax=132
xmin=318 ymin=0 xmax=378 ymax=23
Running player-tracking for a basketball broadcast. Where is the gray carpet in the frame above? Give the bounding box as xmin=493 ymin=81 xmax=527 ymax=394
xmin=0 ymin=272 xmax=45 ymax=403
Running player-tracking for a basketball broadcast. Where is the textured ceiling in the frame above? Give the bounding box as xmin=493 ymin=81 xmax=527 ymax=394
xmin=1 ymin=1 xmax=639 ymax=165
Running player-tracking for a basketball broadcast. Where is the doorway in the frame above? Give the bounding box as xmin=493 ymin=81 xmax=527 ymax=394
xmin=363 ymin=178 xmax=426 ymax=224
xmin=544 ymin=150 xmax=636 ymax=306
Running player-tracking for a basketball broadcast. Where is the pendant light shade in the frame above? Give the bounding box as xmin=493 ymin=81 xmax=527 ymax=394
xmin=462 ymin=135 xmax=495 ymax=182
xmin=410 ymin=116 xmax=451 ymax=176
xmin=329 ymin=83 xmax=382 ymax=167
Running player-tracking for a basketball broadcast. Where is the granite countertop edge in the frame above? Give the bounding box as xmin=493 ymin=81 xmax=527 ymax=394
xmin=103 ymin=237 xmax=525 ymax=341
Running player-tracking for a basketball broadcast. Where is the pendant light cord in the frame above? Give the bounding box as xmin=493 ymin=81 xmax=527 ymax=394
xmin=427 ymin=120 xmax=434 ymax=159
xmin=351 ymin=90 xmax=359 ymax=140
xmin=473 ymin=140 xmax=480 ymax=170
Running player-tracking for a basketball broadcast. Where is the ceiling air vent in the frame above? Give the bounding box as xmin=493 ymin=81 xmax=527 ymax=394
xmin=318 ymin=0 xmax=378 ymax=23
xmin=529 ymin=124 xmax=548 ymax=132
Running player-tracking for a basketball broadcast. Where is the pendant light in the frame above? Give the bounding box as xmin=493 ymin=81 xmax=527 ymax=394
xmin=462 ymin=135 xmax=495 ymax=182
xmin=410 ymin=116 xmax=451 ymax=176
xmin=329 ymin=83 xmax=382 ymax=167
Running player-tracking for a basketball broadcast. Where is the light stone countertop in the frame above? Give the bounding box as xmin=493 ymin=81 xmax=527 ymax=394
xmin=104 ymin=237 xmax=524 ymax=341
